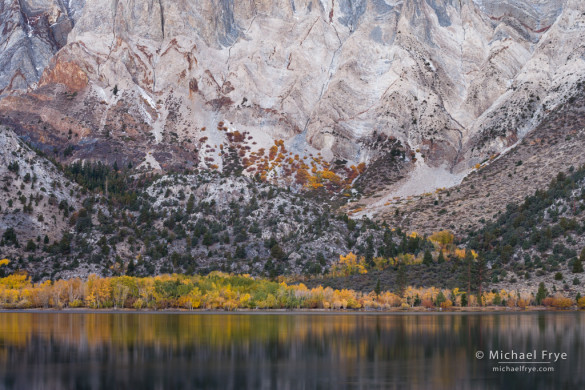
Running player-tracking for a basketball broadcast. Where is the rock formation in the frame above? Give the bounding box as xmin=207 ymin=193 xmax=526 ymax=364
xmin=1 ymin=0 xmax=584 ymax=199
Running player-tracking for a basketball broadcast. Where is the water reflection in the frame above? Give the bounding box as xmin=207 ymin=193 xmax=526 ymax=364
xmin=0 ymin=312 xmax=583 ymax=389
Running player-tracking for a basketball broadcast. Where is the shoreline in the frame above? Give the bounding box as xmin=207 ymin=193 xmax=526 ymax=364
xmin=0 ymin=306 xmax=580 ymax=315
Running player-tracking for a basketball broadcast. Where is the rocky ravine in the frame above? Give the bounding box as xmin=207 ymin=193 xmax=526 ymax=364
xmin=1 ymin=0 xmax=584 ymax=200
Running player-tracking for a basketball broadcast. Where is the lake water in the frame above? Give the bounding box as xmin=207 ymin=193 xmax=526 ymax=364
xmin=0 ymin=312 xmax=583 ymax=389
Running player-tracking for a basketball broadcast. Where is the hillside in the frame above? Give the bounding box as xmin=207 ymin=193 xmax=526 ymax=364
xmin=358 ymin=83 xmax=585 ymax=234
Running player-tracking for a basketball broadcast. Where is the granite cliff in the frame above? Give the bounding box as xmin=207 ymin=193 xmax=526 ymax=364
xmin=1 ymin=0 xmax=584 ymax=211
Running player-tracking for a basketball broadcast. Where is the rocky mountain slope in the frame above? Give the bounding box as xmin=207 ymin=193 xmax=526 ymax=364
xmin=1 ymin=0 xmax=584 ymax=200
xmin=0 ymin=124 xmax=387 ymax=280
xmin=355 ymin=82 xmax=585 ymax=234
xmin=0 ymin=125 xmax=82 ymax=244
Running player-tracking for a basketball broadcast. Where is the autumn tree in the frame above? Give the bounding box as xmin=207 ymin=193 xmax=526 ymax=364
xmin=330 ymin=253 xmax=367 ymax=277
xmin=435 ymin=291 xmax=446 ymax=307
xmin=429 ymin=230 xmax=454 ymax=250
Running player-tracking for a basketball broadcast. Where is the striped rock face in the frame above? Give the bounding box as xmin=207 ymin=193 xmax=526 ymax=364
xmin=1 ymin=0 xmax=584 ymax=195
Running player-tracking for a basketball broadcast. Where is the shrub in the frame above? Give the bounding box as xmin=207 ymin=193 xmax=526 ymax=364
xmin=422 ymin=299 xmax=434 ymax=309
xmin=551 ymin=297 xmax=573 ymax=309
xmin=440 ymin=299 xmax=453 ymax=310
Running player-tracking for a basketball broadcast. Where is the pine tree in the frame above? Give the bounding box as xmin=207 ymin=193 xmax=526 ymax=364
xmin=473 ymin=254 xmax=487 ymax=304
xmin=461 ymin=249 xmax=474 ymax=294
xmin=461 ymin=292 xmax=468 ymax=307
xmin=127 ymin=259 xmax=135 ymax=275
xmin=573 ymin=251 xmax=584 ymax=273
xmin=316 ymin=252 xmax=326 ymax=266
xmin=423 ymin=249 xmax=433 ymax=266
xmin=374 ymin=279 xmax=381 ymax=297
xmin=437 ymin=250 xmax=445 ymax=264
xmin=535 ymin=282 xmax=548 ymax=305
xmin=436 ymin=291 xmax=446 ymax=307
xmin=186 ymin=194 xmax=195 ymax=214
xmin=202 ymin=232 xmax=214 ymax=246
xmin=270 ymin=244 xmax=285 ymax=260
xmin=365 ymin=236 xmax=375 ymax=268
xmin=395 ymin=265 xmax=407 ymax=296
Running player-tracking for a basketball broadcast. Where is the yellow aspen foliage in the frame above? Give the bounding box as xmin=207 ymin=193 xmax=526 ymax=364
xmin=268 ymin=145 xmax=278 ymax=160
xmin=517 ymin=299 xmax=529 ymax=309
xmin=440 ymin=299 xmax=453 ymax=309
xmin=330 ymin=253 xmax=368 ymax=277
xmin=307 ymin=175 xmax=323 ymax=189
xmin=0 ymin=271 xmax=578 ymax=312
xmin=429 ymin=230 xmax=454 ymax=248
xmin=551 ymin=296 xmax=574 ymax=309
xmin=321 ymin=169 xmax=341 ymax=184
xmin=0 ymin=259 xmax=9 ymax=267
xmin=0 ymin=272 xmax=31 ymax=289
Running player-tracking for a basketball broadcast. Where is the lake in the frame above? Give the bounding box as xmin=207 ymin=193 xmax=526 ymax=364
xmin=0 ymin=312 xmax=583 ymax=389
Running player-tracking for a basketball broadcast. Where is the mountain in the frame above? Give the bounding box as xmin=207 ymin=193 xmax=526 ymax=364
xmin=1 ymin=0 xmax=585 ymax=296
xmin=1 ymin=0 xmax=584 ymax=191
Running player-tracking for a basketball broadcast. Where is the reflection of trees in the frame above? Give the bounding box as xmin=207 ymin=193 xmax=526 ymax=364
xmin=0 ymin=313 xmax=583 ymax=389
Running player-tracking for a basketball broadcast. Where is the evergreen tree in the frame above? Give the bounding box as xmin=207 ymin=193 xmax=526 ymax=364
xmin=270 ymin=244 xmax=285 ymax=260
xmin=202 ymin=232 xmax=214 ymax=246
xmin=186 ymin=194 xmax=195 ymax=214
xmin=436 ymin=291 xmax=446 ymax=307
xmin=127 ymin=259 xmax=135 ymax=275
xmin=473 ymin=254 xmax=488 ymax=304
xmin=1 ymin=228 xmax=19 ymax=247
xmin=423 ymin=249 xmax=433 ymax=266
xmin=395 ymin=265 xmax=407 ymax=296
xmin=535 ymin=282 xmax=548 ymax=305
xmin=461 ymin=249 xmax=475 ymax=294
xmin=235 ymin=246 xmax=246 ymax=259
xmin=461 ymin=292 xmax=468 ymax=307
xmin=437 ymin=250 xmax=445 ymax=264
xmin=573 ymin=250 xmax=584 ymax=273
xmin=365 ymin=236 xmax=375 ymax=268
xmin=316 ymin=252 xmax=326 ymax=266
xmin=374 ymin=279 xmax=381 ymax=297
